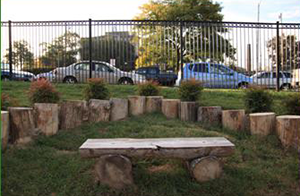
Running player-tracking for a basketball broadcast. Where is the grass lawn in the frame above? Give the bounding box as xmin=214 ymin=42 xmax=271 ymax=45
xmin=2 ymin=113 xmax=299 ymax=196
xmin=1 ymin=81 xmax=299 ymax=196
xmin=1 ymin=81 xmax=296 ymax=115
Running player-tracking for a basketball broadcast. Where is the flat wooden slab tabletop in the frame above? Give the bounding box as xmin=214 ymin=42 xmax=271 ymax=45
xmin=79 ymin=137 xmax=235 ymax=150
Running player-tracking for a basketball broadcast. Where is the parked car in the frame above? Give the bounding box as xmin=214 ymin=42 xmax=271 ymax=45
xmin=251 ymin=71 xmax=292 ymax=90
xmin=135 ymin=66 xmax=178 ymax=86
xmin=176 ymin=62 xmax=252 ymax=88
xmin=291 ymin=68 xmax=300 ymax=89
xmin=1 ymin=64 xmax=35 ymax=81
xmin=36 ymin=70 xmax=55 ymax=82
xmin=53 ymin=61 xmax=146 ymax=84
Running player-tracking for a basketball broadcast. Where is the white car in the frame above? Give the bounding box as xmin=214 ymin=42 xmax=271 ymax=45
xmin=36 ymin=71 xmax=55 ymax=82
xmin=53 ymin=61 xmax=146 ymax=84
xmin=251 ymin=71 xmax=292 ymax=90
xmin=292 ymin=68 xmax=300 ymax=88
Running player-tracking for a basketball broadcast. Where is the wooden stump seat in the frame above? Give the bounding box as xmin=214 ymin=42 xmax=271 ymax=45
xmin=79 ymin=137 xmax=235 ymax=188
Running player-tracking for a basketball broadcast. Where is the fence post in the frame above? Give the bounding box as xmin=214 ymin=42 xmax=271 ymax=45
xmin=180 ymin=21 xmax=184 ymax=80
xmin=89 ymin=18 xmax=92 ymax=79
xmin=8 ymin=20 xmax=13 ymax=80
xmin=276 ymin=21 xmax=280 ymax=92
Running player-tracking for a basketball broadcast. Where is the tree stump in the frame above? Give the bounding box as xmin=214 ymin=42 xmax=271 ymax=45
xmin=162 ymin=99 xmax=180 ymax=119
xmin=88 ymin=99 xmax=111 ymax=123
xmin=8 ymin=107 xmax=36 ymax=144
xmin=250 ymin=112 xmax=275 ymax=136
xmin=59 ymin=100 xmax=86 ymax=130
xmin=110 ymin=98 xmax=128 ymax=121
xmin=94 ymin=154 xmax=134 ymax=189
xmin=128 ymin=96 xmax=146 ymax=116
xmin=188 ymin=156 xmax=223 ymax=183
xmin=222 ymin=110 xmax=246 ymax=131
xmin=198 ymin=106 xmax=222 ymax=125
xmin=276 ymin=115 xmax=300 ymax=150
xmin=1 ymin=111 xmax=9 ymax=150
xmin=146 ymin=96 xmax=163 ymax=113
xmin=180 ymin=102 xmax=198 ymax=122
xmin=34 ymin=103 xmax=59 ymax=136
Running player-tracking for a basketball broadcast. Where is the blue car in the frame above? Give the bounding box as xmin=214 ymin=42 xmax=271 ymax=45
xmin=177 ymin=62 xmax=252 ymax=88
xmin=1 ymin=64 xmax=35 ymax=81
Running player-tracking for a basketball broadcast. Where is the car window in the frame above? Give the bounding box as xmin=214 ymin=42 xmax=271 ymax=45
xmin=283 ymin=72 xmax=292 ymax=78
xmin=193 ymin=64 xmax=208 ymax=73
xmin=272 ymin=72 xmax=283 ymax=78
xmin=258 ymin=72 xmax=271 ymax=78
xmin=75 ymin=63 xmax=90 ymax=71
xmin=95 ymin=63 xmax=112 ymax=72
xmin=148 ymin=68 xmax=157 ymax=74
xmin=137 ymin=68 xmax=147 ymax=74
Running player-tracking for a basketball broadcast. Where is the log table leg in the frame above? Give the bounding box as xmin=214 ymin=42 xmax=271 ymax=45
xmin=250 ymin=112 xmax=275 ymax=136
xmin=95 ymin=154 xmax=134 ymax=189
xmin=188 ymin=156 xmax=222 ymax=183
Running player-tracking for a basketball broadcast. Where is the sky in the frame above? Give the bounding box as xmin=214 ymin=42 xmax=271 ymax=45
xmin=1 ymin=0 xmax=300 ymax=23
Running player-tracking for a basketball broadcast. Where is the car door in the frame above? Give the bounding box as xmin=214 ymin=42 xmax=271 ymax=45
xmin=272 ymin=72 xmax=284 ymax=88
xmin=74 ymin=62 xmax=91 ymax=82
xmin=94 ymin=62 xmax=116 ymax=84
xmin=191 ymin=63 xmax=210 ymax=87
xmin=257 ymin=72 xmax=271 ymax=88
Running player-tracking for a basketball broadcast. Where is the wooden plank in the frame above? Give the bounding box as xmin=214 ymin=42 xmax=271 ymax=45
xmin=79 ymin=137 xmax=234 ymax=150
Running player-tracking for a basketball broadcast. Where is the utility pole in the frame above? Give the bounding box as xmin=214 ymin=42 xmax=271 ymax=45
xmin=256 ymin=0 xmax=262 ymax=71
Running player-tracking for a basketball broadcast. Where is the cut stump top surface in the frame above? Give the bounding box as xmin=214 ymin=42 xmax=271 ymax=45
xmin=249 ymin=112 xmax=276 ymax=117
xmin=276 ymin=115 xmax=300 ymax=119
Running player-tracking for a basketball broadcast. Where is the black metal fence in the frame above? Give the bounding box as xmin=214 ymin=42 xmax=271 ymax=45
xmin=1 ymin=20 xmax=300 ymax=89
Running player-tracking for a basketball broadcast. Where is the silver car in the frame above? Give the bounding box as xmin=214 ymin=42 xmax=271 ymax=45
xmin=251 ymin=71 xmax=292 ymax=89
xmin=53 ymin=61 xmax=146 ymax=84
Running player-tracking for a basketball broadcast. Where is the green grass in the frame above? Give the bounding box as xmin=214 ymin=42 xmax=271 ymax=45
xmin=2 ymin=113 xmax=299 ymax=196
xmin=1 ymin=81 xmax=296 ymax=115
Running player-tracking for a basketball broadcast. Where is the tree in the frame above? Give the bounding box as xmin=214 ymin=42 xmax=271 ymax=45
xmin=267 ymin=34 xmax=300 ymax=70
xmin=80 ymin=32 xmax=137 ymax=71
xmin=133 ymin=0 xmax=236 ymax=71
xmin=4 ymin=40 xmax=34 ymax=70
xmin=39 ymin=31 xmax=80 ymax=67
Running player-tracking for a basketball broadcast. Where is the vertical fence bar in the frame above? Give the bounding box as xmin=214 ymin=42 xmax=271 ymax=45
xmin=8 ymin=20 xmax=13 ymax=80
xmin=89 ymin=18 xmax=92 ymax=79
xmin=180 ymin=21 xmax=184 ymax=80
xmin=276 ymin=21 xmax=280 ymax=91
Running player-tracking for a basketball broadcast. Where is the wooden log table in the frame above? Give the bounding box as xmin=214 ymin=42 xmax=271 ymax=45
xmin=79 ymin=137 xmax=235 ymax=189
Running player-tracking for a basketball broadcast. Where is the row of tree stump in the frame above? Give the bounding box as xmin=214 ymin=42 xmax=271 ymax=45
xmin=1 ymin=96 xmax=299 ymax=151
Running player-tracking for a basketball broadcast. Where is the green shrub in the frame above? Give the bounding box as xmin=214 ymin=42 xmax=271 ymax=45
xmin=244 ymin=86 xmax=273 ymax=113
xmin=28 ymin=79 xmax=60 ymax=104
xmin=84 ymin=78 xmax=110 ymax=100
xmin=1 ymin=93 xmax=19 ymax=110
xmin=178 ymin=79 xmax=203 ymax=101
xmin=284 ymin=93 xmax=300 ymax=115
xmin=138 ymin=81 xmax=161 ymax=96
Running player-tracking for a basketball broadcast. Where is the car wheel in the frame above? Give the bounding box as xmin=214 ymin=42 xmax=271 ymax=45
xmin=118 ymin=78 xmax=133 ymax=85
xmin=1 ymin=76 xmax=10 ymax=81
xmin=280 ymin=83 xmax=291 ymax=91
xmin=63 ymin=76 xmax=77 ymax=84
xmin=238 ymin=82 xmax=249 ymax=89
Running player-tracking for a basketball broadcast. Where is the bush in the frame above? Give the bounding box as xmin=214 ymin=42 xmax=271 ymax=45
xmin=1 ymin=93 xmax=19 ymax=110
xmin=28 ymin=79 xmax=60 ymax=104
xmin=178 ymin=79 xmax=203 ymax=101
xmin=244 ymin=86 xmax=273 ymax=113
xmin=138 ymin=81 xmax=161 ymax=96
xmin=284 ymin=93 xmax=300 ymax=115
xmin=84 ymin=78 xmax=110 ymax=100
